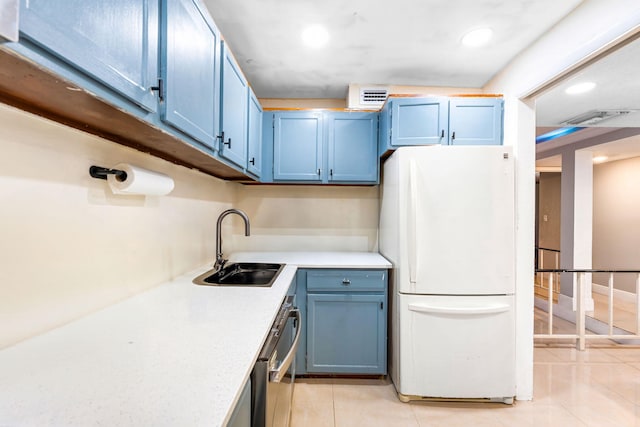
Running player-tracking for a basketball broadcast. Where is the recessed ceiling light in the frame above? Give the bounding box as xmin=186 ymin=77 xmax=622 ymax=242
xmin=461 ymin=28 xmax=493 ymax=47
xmin=301 ymin=25 xmax=329 ymax=48
xmin=565 ymin=82 xmax=596 ymax=95
xmin=593 ymin=155 xmax=608 ymax=164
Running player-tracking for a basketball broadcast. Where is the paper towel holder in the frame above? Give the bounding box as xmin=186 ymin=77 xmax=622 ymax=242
xmin=89 ymin=165 xmax=128 ymax=182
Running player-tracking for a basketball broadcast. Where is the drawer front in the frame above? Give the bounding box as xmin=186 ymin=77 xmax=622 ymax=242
xmin=306 ymin=269 xmax=386 ymax=292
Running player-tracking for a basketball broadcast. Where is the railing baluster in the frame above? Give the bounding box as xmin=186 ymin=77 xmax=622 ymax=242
xmin=534 ymin=266 xmax=640 ymax=350
xmin=577 ymin=272 xmax=586 ymax=351
xmin=548 ymin=272 xmax=554 ymax=335
xmin=608 ymin=273 xmax=614 ymax=335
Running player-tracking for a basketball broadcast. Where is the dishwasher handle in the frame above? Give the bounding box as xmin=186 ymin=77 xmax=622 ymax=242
xmin=269 ymin=308 xmax=302 ymax=383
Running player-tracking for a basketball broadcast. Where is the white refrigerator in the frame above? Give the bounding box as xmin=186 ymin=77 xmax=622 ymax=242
xmin=379 ymin=145 xmax=516 ymax=404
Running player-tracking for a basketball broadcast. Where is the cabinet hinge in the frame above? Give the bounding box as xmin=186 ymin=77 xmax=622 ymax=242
xmin=150 ymin=78 xmax=164 ymax=102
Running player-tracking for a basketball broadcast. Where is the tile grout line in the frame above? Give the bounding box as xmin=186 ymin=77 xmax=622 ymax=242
xmin=331 ymin=381 xmax=337 ymax=427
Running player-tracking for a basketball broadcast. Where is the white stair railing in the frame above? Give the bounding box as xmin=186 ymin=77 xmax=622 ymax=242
xmin=534 ymin=269 xmax=640 ymax=350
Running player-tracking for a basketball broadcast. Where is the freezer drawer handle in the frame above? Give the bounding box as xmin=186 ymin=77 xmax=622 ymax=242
xmin=408 ymin=303 xmax=510 ymax=315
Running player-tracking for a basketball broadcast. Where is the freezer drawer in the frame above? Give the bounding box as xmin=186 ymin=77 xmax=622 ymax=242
xmin=396 ymin=294 xmax=515 ymax=401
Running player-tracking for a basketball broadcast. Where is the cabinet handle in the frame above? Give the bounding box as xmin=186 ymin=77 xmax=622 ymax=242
xmin=451 ymin=131 xmax=456 ymax=140
xmin=249 ymin=157 xmax=255 ymax=165
xmin=150 ymin=78 xmax=164 ymax=101
xmin=217 ymin=132 xmax=231 ymax=148
xmin=330 ymin=169 xmax=333 ymax=177
xmin=317 ymin=169 xmax=321 ymax=175
xmin=440 ymin=129 xmax=444 ymax=138
xmin=342 ymin=278 xmax=351 ymax=286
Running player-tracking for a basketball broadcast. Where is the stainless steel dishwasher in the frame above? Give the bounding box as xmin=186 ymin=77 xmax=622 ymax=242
xmin=251 ymin=295 xmax=301 ymax=427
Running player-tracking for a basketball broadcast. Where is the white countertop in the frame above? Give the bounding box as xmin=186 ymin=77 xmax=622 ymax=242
xmin=0 ymin=252 xmax=390 ymax=427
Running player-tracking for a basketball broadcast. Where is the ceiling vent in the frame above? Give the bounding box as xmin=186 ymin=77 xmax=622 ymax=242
xmin=359 ymin=88 xmax=388 ymax=105
xmin=561 ymin=110 xmax=636 ymax=126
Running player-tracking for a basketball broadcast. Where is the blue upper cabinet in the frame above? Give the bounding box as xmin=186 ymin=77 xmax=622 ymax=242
xmin=448 ymin=97 xmax=504 ymax=145
xmin=19 ymin=0 xmax=159 ymax=112
xmin=161 ymin=0 xmax=220 ymax=149
xmin=218 ymin=43 xmax=249 ymax=168
xmin=379 ymin=96 xmax=504 ymax=154
xmin=327 ymin=113 xmax=378 ymax=183
xmin=269 ymin=111 xmax=378 ymax=184
xmin=247 ymin=89 xmax=263 ymax=177
xmin=390 ymin=97 xmax=448 ymax=146
xmin=273 ymin=111 xmax=323 ymax=182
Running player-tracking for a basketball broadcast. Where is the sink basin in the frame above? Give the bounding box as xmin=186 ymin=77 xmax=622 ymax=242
xmin=193 ymin=262 xmax=284 ymax=287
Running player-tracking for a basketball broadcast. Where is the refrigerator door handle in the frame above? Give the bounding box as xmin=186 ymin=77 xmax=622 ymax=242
xmin=408 ymin=159 xmax=418 ymax=284
xmin=408 ymin=303 xmax=511 ymax=315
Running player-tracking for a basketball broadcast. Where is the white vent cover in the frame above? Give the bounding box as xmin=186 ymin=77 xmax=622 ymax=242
xmin=562 ymin=110 xmax=637 ymax=126
xmin=359 ymin=88 xmax=388 ymax=105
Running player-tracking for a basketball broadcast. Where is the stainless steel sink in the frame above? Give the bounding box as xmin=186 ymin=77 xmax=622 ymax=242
xmin=192 ymin=262 xmax=284 ymax=287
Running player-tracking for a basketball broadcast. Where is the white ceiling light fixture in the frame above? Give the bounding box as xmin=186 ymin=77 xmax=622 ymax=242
xmin=301 ymin=25 xmax=329 ymax=48
xmin=461 ymin=27 xmax=493 ymax=47
xmin=565 ymin=82 xmax=596 ymax=95
xmin=561 ymin=109 xmax=636 ymax=126
xmin=592 ymin=155 xmax=608 ymax=164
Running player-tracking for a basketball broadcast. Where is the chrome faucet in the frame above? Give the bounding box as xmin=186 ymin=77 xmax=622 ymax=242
xmin=215 ymin=208 xmax=250 ymax=271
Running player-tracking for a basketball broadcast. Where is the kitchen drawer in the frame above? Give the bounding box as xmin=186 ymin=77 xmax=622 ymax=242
xmin=306 ymin=269 xmax=386 ymax=292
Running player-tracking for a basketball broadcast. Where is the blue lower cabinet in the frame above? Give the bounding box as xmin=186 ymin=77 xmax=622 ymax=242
xmin=307 ymin=293 xmax=386 ymax=374
xmin=295 ymin=269 xmax=387 ymax=375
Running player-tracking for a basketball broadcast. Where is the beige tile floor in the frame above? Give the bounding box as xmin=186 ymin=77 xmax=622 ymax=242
xmin=292 ymin=346 xmax=640 ymax=426
xmin=292 ymin=299 xmax=640 ymax=426
xmin=591 ymin=292 xmax=638 ymax=333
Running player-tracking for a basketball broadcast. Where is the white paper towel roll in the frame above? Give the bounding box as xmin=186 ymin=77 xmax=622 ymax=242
xmin=107 ymin=163 xmax=174 ymax=196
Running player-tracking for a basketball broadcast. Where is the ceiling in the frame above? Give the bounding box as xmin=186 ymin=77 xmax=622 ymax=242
xmin=534 ymin=34 xmax=640 ymax=168
xmin=201 ymin=0 xmax=640 ymax=167
xmin=202 ymin=0 xmax=582 ymax=98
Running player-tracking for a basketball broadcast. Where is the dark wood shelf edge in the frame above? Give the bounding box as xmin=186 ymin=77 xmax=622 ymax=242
xmin=0 ymin=47 xmax=250 ymax=182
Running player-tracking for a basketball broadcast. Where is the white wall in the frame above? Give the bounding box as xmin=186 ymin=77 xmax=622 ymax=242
xmin=593 ymin=156 xmax=640 ymax=292
xmin=484 ymin=0 xmax=640 ymax=401
xmin=233 ymin=184 xmax=380 ymax=252
xmin=0 ymin=103 xmax=239 ymax=349
xmin=0 ymin=102 xmax=381 ymax=349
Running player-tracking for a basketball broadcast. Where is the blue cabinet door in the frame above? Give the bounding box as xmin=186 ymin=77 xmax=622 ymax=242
xmin=273 ymin=112 xmax=323 ymax=182
xmin=219 ymin=43 xmax=248 ymax=168
xmin=19 ymin=0 xmax=159 ymax=112
xmin=391 ymin=97 xmax=448 ymax=146
xmin=448 ymin=98 xmax=504 ymax=145
xmin=162 ymin=0 xmax=220 ymax=148
xmin=378 ymin=101 xmax=391 ymax=155
xmin=307 ymin=293 xmax=386 ymax=374
xmin=327 ymin=112 xmax=378 ymax=183
xmin=247 ymin=89 xmax=263 ymax=177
